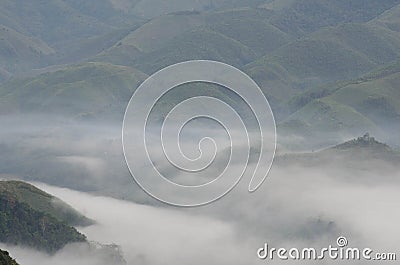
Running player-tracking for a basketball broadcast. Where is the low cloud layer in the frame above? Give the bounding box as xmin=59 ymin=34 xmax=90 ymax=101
xmin=0 ymin=114 xmax=399 ymax=265
xmin=16 ymin=162 xmax=398 ymax=265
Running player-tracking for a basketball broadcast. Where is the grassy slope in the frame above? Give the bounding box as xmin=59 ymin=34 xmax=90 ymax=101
xmin=0 ymin=62 xmax=147 ymax=120
xmin=276 ymin=134 xmax=400 ymax=169
xmin=269 ymin=0 xmax=400 ymax=35
xmin=0 ymin=25 xmax=55 ymax=77
xmin=131 ymin=0 xmax=268 ymax=19
xmin=0 ymin=181 xmax=92 ymax=226
xmin=369 ymin=3 xmax=400 ymax=32
xmin=118 ymin=13 xmax=208 ymax=53
xmin=0 ymin=0 xmax=146 ymax=73
xmin=207 ymin=15 xmax=291 ymax=55
xmin=280 ymin=61 xmax=400 ymax=149
xmin=246 ymin=22 xmax=400 ymax=104
xmin=0 ymin=191 xmax=86 ymax=253
xmin=0 ymin=0 xmax=111 ymax=44
xmin=95 ymin=9 xmax=282 ymax=69
xmin=130 ymin=28 xmax=257 ymax=73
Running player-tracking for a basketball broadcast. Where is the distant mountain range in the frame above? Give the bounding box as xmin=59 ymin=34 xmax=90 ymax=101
xmin=0 ymin=0 xmax=399 ymax=203
xmin=1 ymin=0 xmax=400 ymax=149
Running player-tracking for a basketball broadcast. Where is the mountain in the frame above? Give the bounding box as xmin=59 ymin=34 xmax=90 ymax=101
xmin=130 ymin=28 xmax=257 ymax=73
xmin=129 ymin=0 xmax=269 ymax=19
xmin=94 ymin=8 xmax=283 ymax=70
xmin=246 ymin=22 xmax=400 ymax=105
xmin=0 ymin=250 xmax=19 ymax=265
xmin=0 ymin=181 xmax=93 ymax=226
xmin=0 ymin=0 xmax=146 ymax=78
xmin=268 ymin=0 xmax=400 ymax=36
xmin=370 ymin=3 xmax=400 ymax=32
xmin=0 ymin=1 xmax=399 ymax=156
xmin=0 ymin=62 xmax=147 ymax=120
xmin=0 ymin=0 xmax=111 ymax=44
xmin=0 ymin=25 xmax=55 ymax=80
xmin=0 ymin=181 xmax=87 ymax=253
xmin=276 ymin=133 xmax=400 ymax=167
xmin=280 ymin=60 xmax=400 ymax=149
xmin=207 ymin=13 xmax=291 ymax=56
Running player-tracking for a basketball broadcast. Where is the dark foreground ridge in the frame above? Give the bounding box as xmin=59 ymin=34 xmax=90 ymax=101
xmin=0 ymin=249 xmax=19 ymax=265
xmin=0 ymin=181 xmax=87 ymax=253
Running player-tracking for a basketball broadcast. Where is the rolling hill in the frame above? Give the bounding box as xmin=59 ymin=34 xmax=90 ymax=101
xmin=93 ymin=8 xmax=286 ymax=70
xmin=0 ymin=25 xmax=55 ymax=79
xmin=0 ymin=181 xmax=127 ymax=263
xmin=0 ymin=62 xmax=147 ymax=120
xmin=130 ymin=0 xmax=269 ymax=19
xmin=245 ymin=21 xmax=400 ymax=120
xmin=369 ymin=3 xmax=400 ymax=32
xmin=130 ymin=28 xmax=257 ymax=73
xmin=276 ymin=133 xmax=400 ymax=169
xmin=268 ymin=0 xmax=400 ymax=36
xmin=280 ymin=60 xmax=400 ymax=149
xmin=0 ymin=181 xmax=87 ymax=253
xmin=0 ymin=0 xmax=111 ymax=44
xmin=0 ymin=181 xmax=93 ymax=226
xmin=0 ymin=0 xmax=399 ymax=152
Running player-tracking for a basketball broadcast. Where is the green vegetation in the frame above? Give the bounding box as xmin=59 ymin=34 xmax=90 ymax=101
xmin=0 ymin=181 xmax=93 ymax=226
xmin=0 ymin=62 xmax=147 ymax=120
xmin=246 ymin=22 xmax=400 ymax=104
xmin=0 ymin=25 xmax=54 ymax=79
xmin=131 ymin=28 xmax=257 ymax=73
xmin=269 ymin=0 xmax=400 ymax=35
xmin=0 ymin=249 xmax=19 ymax=265
xmin=276 ymin=133 xmax=400 ymax=167
xmin=281 ymin=60 xmax=400 ymax=148
xmin=1 ymin=0 xmax=400 ymax=150
xmin=0 ymin=181 xmax=86 ymax=253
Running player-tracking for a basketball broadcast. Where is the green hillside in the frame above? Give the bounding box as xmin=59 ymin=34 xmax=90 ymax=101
xmin=0 ymin=62 xmax=147 ymax=120
xmin=0 ymin=181 xmax=86 ymax=253
xmin=268 ymin=0 xmax=400 ymax=35
xmin=0 ymin=0 xmax=146 ymax=73
xmin=115 ymin=12 xmax=207 ymax=53
xmin=0 ymin=0 xmax=111 ymax=44
xmin=207 ymin=16 xmax=291 ymax=55
xmin=276 ymin=133 xmax=400 ymax=168
xmin=246 ymin=22 xmax=400 ymax=111
xmin=0 ymin=181 xmax=92 ymax=226
xmin=130 ymin=0 xmax=268 ymax=19
xmin=94 ymin=8 xmax=285 ymax=69
xmin=311 ymin=23 xmax=400 ymax=64
xmin=280 ymin=60 xmax=400 ymax=149
xmin=0 ymin=250 xmax=19 ymax=265
xmin=0 ymin=1 xmax=399 ymax=153
xmin=286 ymin=98 xmax=378 ymax=132
xmin=370 ymin=3 xmax=400 ymax=32
xmin=52 ymin=27 xmax=136 ymax=65
xmin=131 ymin=28 xmax=257 ymax=73
xmin=0 ymin=25 xmax=55 ymax=77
